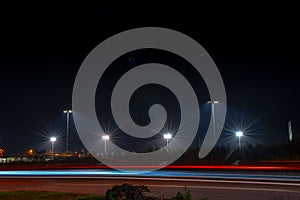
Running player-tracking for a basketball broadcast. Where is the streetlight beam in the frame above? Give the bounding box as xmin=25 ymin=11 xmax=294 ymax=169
xmin=102 ymin=134 xmax=109 ymax=156
xmin=63 ymin=109 xmax=72 ymax=153
xmin=50 ymin=137 xmax=57 ymax=160
xmin=208 ymin=100 xmax=219 ymax=142
xmin=235 ymin=131 xmax=244 ymax=157
xmin=163 ymin=133 xmax=172 ymax=152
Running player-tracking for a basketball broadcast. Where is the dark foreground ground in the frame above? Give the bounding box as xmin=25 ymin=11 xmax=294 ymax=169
xmin=1 ymin=177 xmax=300 ymax=200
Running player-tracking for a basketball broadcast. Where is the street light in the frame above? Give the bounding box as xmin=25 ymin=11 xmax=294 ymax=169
xmin=50 ymin=137 xmax=56 ymax=160
xmin=208 ymin=100 xmax=219 ymax=142
xmin=102 ymin=135 xmax=109 ymax=156
xmin=163 ymin=133 xmax=172 ymax=152
xmin=235 ymin=131 xmax=243 ymax=151
xmin=63 ymin=109 xmax=72 ymax=153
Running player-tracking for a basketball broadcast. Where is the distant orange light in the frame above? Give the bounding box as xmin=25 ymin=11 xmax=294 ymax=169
xmin=0 ymin=148 xmax=4 ymax=157
xmin=28 ymin=149 xmax=34 ymax=155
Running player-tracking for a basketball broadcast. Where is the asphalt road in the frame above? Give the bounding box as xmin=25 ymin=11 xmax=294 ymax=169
xmin=1 ymin=170 xmax=300 ymax=199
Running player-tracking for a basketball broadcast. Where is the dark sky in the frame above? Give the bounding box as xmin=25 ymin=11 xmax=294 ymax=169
xmin=0 ymin=2 xmax=299 ymax=155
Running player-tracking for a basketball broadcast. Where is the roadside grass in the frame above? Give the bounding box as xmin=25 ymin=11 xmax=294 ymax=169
xmin=0 ymin=191 xmax=104 ymax=200
xmin=0 ymin=190 xmax=208 ymax=200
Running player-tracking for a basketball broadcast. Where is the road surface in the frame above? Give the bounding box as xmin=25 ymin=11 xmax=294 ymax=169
xmin=1 ymin=169 xmax=300 ymax=199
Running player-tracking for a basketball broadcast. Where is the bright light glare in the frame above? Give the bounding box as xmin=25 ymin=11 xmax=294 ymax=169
xmin=102 ymin=135 xmax=110 ymax=140
xmin=235 ymin=131 xmax=243 ymax=137
xmin=50 ymin=137 xmax=57 ymax=142
xmin=63 ymin=109 xmax=72 ymax=113
xmin=208 ymin=100 xmax=219 ymax=104
xmin=163 ymin=133 xmax=172 ymax=139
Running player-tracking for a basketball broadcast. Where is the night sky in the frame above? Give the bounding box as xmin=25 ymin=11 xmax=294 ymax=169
xmin=0 ymin=2 xmax=299 ymax=155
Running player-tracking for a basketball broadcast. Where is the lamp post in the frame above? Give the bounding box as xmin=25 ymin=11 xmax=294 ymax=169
xmin=208 ymin=101 xmax=219 ymax=143
xmin=50 ymin=137 xmax=56 ymax=160
xmin=102 ymin=135 xmax=109 ymax=157
xmin=63 ymin=109 xmax=72 ymax=153
xmin=235 ymin=131 xmax=243 ymax=152
xmin=163 ymin=133 xmax=172 ymax=152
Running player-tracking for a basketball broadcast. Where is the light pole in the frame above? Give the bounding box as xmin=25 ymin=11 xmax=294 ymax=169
xmin=50 ymin=137 xmax=56 ymax=160
xmin=208 ymin=100 xmax=219 ymax=142
xmin=102 ymin=135 xmax=109 ymax=157
xmin=63 ymin=109 xmax=72 ymax=153
xmin=163 ymin=133 xmax=172 ymax=152
xmin=235 ymin=131 xmax=243 ymax=152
